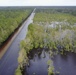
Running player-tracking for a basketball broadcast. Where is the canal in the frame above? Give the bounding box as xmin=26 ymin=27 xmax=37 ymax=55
xmin=0 ymin=9 xmax=35 ymax=75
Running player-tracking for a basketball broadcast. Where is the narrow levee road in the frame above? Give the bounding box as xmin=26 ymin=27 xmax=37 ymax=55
xmin=0 ymin=9 xmax=36 ymax=75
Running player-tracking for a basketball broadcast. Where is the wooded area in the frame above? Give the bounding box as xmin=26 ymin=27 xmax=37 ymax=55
xmin=0 ymin=8 xmax=32 ymax=45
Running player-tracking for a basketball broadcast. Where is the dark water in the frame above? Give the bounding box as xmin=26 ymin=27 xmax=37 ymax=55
xmin=53 ymin=52 xmax=76 ymax=75
xmin=0 ymin=12 xmax=35 ymax=75
xmin=25 ymin=49 xmax=76 ymax=75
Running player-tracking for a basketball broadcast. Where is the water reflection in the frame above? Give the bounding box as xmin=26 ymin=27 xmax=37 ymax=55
xmin=24 ymin=48 xmax=76 ymax=75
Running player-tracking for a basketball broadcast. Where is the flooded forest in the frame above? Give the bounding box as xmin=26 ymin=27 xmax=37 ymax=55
xmin=0 ymin=7 xmax=76 ymax=75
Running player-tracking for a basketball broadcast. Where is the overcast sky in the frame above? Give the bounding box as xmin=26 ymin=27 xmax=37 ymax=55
xmin=0 ymin=0 xmax=76 ymax=6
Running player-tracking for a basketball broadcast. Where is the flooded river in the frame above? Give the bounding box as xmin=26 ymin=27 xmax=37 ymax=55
xmin=0 ymin=10 xmax=35 ymax=75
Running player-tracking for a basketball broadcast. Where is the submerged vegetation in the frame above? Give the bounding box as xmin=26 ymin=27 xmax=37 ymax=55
xmin=0 ymin=8 xmax=32 ymax=46
xmin=47 ymin=60 xmax=54 ymax=75
xmin=33 ymin=8 xmax=76 ymax=53
xmin=16 ymin=7 xmax=76 ymax=75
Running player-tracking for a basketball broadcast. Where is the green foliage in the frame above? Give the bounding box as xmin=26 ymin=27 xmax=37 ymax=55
xmin=0 ymin=8 xmax=32 ymax=45
xmin=47 ymin=60 xmax=54 ymax=75
xmin=27 ymin=24 xmax=44 ymax=50
xmin=18 ymin=48 xmax=28 ymax=68
xmin=34 ymin=11 xmax=76 ymax=24
xmin=18 ymin=9 xmax=76 ymax=69
xmin=17 ymin=8 xmax=76 ymax=75
xmin=48 ymin=66 xmax=54 ymax=75
xmin=47 ymin=60 xmax=51 ymax=66
xmin=32 ymin=8 xmax=76 ymax=53
xmin=15 ymin=67 xmax=22 ymax=75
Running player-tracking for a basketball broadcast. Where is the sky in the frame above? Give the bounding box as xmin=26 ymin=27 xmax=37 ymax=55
xmin=0 ymin=0 xmax=76 ymax=6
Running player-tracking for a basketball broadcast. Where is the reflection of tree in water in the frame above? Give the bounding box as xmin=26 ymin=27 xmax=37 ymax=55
xmin=41 ymin=49 xmax=46 ymax=58
xmin=28 ymin=48 xmax=43 ymax=60
xmin=27 ymin=48 xmax=48 ymax=63
xmin=37 ymin=50 xmax=42 ymax=59
xmin=23 ymin=67 xmax=29 ymax=75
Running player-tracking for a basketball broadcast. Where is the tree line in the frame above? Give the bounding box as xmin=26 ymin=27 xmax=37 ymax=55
xmin=0 ymin=8 xmax=32 ymax=45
